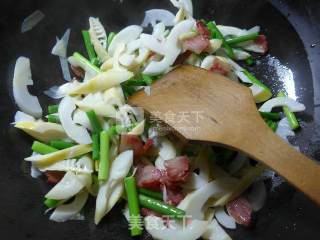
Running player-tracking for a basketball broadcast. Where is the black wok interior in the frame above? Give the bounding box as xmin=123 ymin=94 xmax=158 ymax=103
xmin=0 ymin=0 xmax=319 ymax=239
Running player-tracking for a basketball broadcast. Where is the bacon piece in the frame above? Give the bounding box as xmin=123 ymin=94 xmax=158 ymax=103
xmin=136 ymin=165 xmax=162 ymax=191
xmin=209 ymin=58 xmax=231 ymax=76
xmin=227 ymin=197 xmax=253 ymax=227
xmin=196 ymin=21 xmax=211 ymax=38
xmin=254 ymin=35 xmax=268 ymax=54
xmin=182 ymin=35 xmax=210 ymax=54
xmin=119 ymin=134 xmax=144 ymax=156
xmin=161 ymin=156 xmax=190 ymax=186
xmin=163 ymin=185 xmax=185 ymax=206
xmin=142 ymin=138 xmax=154 ymax=154
xmin=70 ymin=65 xmax=84 ymax=79
xmin=44 ymin=171 xmax=65 ymax=185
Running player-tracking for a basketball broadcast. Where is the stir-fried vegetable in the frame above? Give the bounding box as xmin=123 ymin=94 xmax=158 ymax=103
xmin=32 ymin=141 xmax=57 ymax=154
xmin=277 ymin=91 xmax=300 ymax=130
xmin=50 ymin=140 xmax=75 ymax=150
xmin=98 ymin=131 xmax=110 ymax=181
xmin=82 ymin=30 xmax=99 ymax=65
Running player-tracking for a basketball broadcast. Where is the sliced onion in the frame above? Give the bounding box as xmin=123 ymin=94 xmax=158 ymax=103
xmin=276 ymin=117 xmax=295 ymax=142
xmin=183 ymin=172 xmax=207 ymax=190
xmin=200 ymin=56 xmax=215 ymax=70
xmin=21 ymin=10 xmax=45 ymax=33
xmin=14 ymin=111 xmax=35 ymax=123
xmin=51 ymin=29 xmax=70 ymax=58
xmin=108 ymin=25 xmax=143 ymax=56
xmin=216 ymin=25 xmax=257 ymax=37
xmin=128 ymin=120 xmax=145 ymax=135
xmin=177 ymin=177 xmax=238 ymax=220
xmin=103 ymin=86 xmax=125 ymax=106
xmin=50 ymin=190 xmax=88 ymax=222
xmin=141 ymin=9 xmax=175 ymax=27
xmin=202 ymin=219 xmax=232 ymax=240
xmin=109 ymin=150 xmax=134 ymax=179
xmin=170 ymin=0 xmax=193 ymax=18
xmin=145 ymin=216 xmax=207 ymax=240
xmin=246 ymin=180 xmax=267 ymax=212
xmin=140 ymin=33 xmax=166 ymax=55
xmin=259 ymin=97 xmax=305 ymax=112
xmin=45 ymin=171 xmax=84 ymax=200
xmin=155 ymin=138 xmax=177 ymax=170
xmin=30 ymin=155 xmax=42 ymax=178
xmin=152 ymin=22 xmax=166 ymax=39
xmin=72 ymin=109 xmax=92 ymax=131
xmin=13 ymin=57 xmax=42 ymax=117
xmin=214 ymin=206 xmax=236 ymax=229
xmin=143 ymin=19 xmax=195 ymax=75
xmin=58 ymin=96 xmax=92 ymax=144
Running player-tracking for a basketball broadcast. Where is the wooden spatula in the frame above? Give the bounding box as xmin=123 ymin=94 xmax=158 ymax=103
xmin=129 ymin=65 xmax=320 ymax=205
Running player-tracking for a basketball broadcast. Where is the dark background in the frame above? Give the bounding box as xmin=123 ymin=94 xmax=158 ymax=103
xmin=0 ymin=0 xmax=319 ymax=239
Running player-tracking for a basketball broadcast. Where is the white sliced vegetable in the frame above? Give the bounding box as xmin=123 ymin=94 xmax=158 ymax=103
xmin=21 ymin=10 xmax=45 ymax=33
xmin=14 ymin=111 xmax=35 ymax=123
xmin=38 ymin=158 xmax=93 ymax=174
xmin=51 ymin=29 xmax=70 ymax=58
xmin=68 ymin=69 xmax=133 ymax=94
xmin=68 ymin=56 xmax=99 ymax=82
xmin=119 ymin=53 xmax=137 ymax=67
xmin=117 ymin=104 xmax=144 ymax=127
xmin=140 ymin=33 xmax=166 ymax=55
xmin=75 ymin=95 xmax=117 ymax=118
xmin=152 ymin=22 xmax=166 ymax=39
xmin=200 ymin=55 xmax=215 ymax=70
xmin=59 ymin=57 xmax=71 ymax=81
xmin=155 ymin=137 xmax=177 ymax=169
xmin=141 ymin=9 xmax=175 ymax=27
xmin=13 ymin=57 xmax=42 ymax=117
xmin=112 ymin=43 xmax=127 ymax=70
xmin=233 ymin=48 xmax=251 ymax=60
xmin=217 ymin=25 xmax=257 ymax=37
xmin=45 ymin=171 xmax=85 ymax=200
xmin=145 ymin=216 xmax=207 ymax=240
xmin=73 ymin=109 xmax=92 ymax=131
xmin=104 ymin=86 xmax=125 ymax=106
xmin=50 ymin=190 xmax=89 ymax=222
xmin=208 ymin=39 xmax=223 ymax=54
xmin=178 ymin=177 xmax=238 ymax=220
xmin=246 ymin=180 xmax=266 ymax=212
xmin=15 ymin=121 xmax=67 ymax=142
xmin=143 ymin=19 xmax=195 ymax=75
xmin=259 ymin=97 xmax=305 ymax=112
xmin=89 ymin=17 xmax=107 ymax=49
xmin=183 ymin=172 xmax=208 ymax=190
xmin=75 ymin=156 xmax=93 ymax=191
xmin=95 ymin=150 xmax=133 ymax=224
xmin=25 ymin=144 xmax=92 ymax=166
xmin=202 ymin=219 xmax=232 ymax=240
xmin=276 ymin=117 xmax=295 ymax=142
xmin=30 ymin=162 xmax=42 ymax=178
xmin=214 ymin=207 xmax=236 ymax=229
xmin=170 ymin=0 xmax=193 ymax=18
xmin=89 ymin=17 xmax=109 ymax=62
xmin=108 ymin=25 xmax=143 ymax=56
xmin=59 ymin=96 xmax=92 ymax=144
xmin=128 ymin=120 xmax=145 ymax=135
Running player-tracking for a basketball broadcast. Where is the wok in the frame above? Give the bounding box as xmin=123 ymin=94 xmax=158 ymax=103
xmin=0 ymin=0 xmax=319 ymax=239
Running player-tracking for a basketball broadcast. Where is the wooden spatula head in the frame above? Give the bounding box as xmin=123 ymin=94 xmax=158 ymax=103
xmin=130 ymin=65 xmax=262 ymax=147
xmin=129 ymin=65 xmax=320 ymax=205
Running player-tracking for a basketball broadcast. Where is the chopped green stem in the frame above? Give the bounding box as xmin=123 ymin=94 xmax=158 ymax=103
xmin=32 ymin=141 xmax=58 ymax=154
xmin=86 ymin=110 xmax=103 ymax=134
xmin=138 ymin=188 xmax=163 ymax=200
xmin=47 ymin=114 xmax=60 ymax=123
xmin=138 ymin=194 xmax=185 ymax=219
xmin=98 ymin=131 xmax=110 ymax=181
xmin=107 ymin=32 xmax=116 ymax=46
xmin=259 ymin=112 xmax=281 ymax=120
xmin=226 ymin=32 xmax=259 ymax=45
xmin=242 ymin=69 xmax=272 ymax=94
xmin=50 ymin=140 xmax=75 ymax=150
xmin=265 ymin=119 xmax=278 ymax=132
xmin=73 ymin=52 xmax=101 ymax=74
xmin=245 ymin=56 xmax=255 ymax=66
xmin=207 ymin=21 xmax=234 ymax=59
xmin=124 ymin=177 xmax=142 ymax=236
xmin=48 ymin=105 xmax=59 ymax=114
xmin=44 ymin=198 xmax=61 ymax=208
xmin=91 ymin=133 xmax=100 ymax=160
xmin=82 ymin=30 xmax=97 ymax=63
xmin=108 ymin=124 xmax=136 ymax=137
xmin=278 ymin=91 xmax=300 ymax=130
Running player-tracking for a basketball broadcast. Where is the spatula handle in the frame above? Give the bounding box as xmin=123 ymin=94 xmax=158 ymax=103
xmin=238 ymin=124 xmax=320 ymax=205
